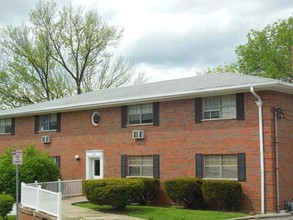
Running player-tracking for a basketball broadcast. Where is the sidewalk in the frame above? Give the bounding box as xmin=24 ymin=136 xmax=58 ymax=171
xmin=62 ymin=196 xmax=144 ymax=220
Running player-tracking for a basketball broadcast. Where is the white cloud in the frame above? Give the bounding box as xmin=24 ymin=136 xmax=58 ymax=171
xmin=0 ymin=0 xmax=292 ymax=81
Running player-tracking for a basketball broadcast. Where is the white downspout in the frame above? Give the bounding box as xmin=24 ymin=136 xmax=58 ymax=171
xmin=250 ymin=87 xmax=265 ymax=214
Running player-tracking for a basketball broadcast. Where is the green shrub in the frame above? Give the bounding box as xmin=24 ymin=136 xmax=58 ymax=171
xmin=164 ymin=178 xmax=204 ymax=209
xmin=201 ymin=180 xmax=242 ymax=210
xmin=83 ymin=178 xmax=144 ymax=210
xmin=0 ymin=146 xmax=60 ymax=198
xmin=0 ymin=194 xmax=14 ymax=220
xmin=130 ymin=178 xmax=160 ymax=205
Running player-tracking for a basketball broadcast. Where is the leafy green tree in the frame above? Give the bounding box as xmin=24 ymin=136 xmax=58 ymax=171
xmin=0 ymin=194 xmax=14 ymax=220
xmin=206 ymin=16 xmax=293 ymax=82
xmin=0 ymin=146 xmax=60 ymax=198
xmin=236 ymin=16 xmax=293 ymax=81
xmin=0 ymin=0 xmax=146 ymax=109
xmin=205 ymin=63 xmax=239 ymax=74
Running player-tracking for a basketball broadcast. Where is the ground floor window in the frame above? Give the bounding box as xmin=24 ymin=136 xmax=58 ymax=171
xmin=204 ymin=154 xmax=237 ymax=179
xmin=52 ymin=156 xmax=61 ymax=168
xmin=128 ymin=156 xmax=153 ymax=177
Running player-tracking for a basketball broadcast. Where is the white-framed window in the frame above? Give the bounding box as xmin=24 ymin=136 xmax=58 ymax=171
xmin=128 ymin=104 xmax=153 ymax=125
xmin=39 ymin=114 xmax=57 ymax=131
xmin=0 ymin=119 xmax=12 ymax=134
xmin=91 ymin=111 xmax=101 ymax=126
xmin=128 ymin=156 xmax=153 ymax=177
xmin=204 ymin=95 xmax=236 ymax=119
xmin=204 ymin=154 xmax=238 ymax=179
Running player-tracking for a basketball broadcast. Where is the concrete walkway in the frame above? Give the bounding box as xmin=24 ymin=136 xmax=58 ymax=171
xmin=62 ymin=196 xmax=144 ymax=220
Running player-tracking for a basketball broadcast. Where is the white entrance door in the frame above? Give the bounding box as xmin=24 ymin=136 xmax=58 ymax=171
xmin=86 ymin=150 xmax=104 ymax=179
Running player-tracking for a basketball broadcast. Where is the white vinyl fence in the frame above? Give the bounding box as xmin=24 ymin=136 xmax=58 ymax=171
xmin=21 ymin=183 xmax=62 ymax=219
xmin=27 ymin=179 xmax=83 ymax=197
xmin=21 ymin=179 xmax=83 ymax=220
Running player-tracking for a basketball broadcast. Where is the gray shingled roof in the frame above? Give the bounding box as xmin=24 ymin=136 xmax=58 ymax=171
xmin=0 ymin=72 xmax=292 ymax=118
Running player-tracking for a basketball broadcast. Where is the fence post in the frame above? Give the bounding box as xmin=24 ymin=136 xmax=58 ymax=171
xmin=58 ymin=179 xmax=61 ymax=193
xmin=36 ymin=185 xmax=41 ymax=211
xmin=57 ymin=192 xmax=62 ymax=220
xmin=20 ymin=182 xmax=24 ymax=204
xmin=34 ymin=180 xmax=38 ymax=188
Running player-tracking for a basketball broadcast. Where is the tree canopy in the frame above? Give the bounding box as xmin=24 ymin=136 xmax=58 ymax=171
xmin=207 ymin=16 xmax=293 ymax=82
xmin=0 ymin=0 xmax=146 ymax=109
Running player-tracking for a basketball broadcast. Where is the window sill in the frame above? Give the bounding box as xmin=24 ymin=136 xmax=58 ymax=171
xmin=0 ymin=133 xmax=12 ymax=136
xmin=38 ymin=130 xmax=57 ymax=133
xmin=126 ymin=123 xmax=153 ymax=127
xmin=126 ymin=176 xmax=153 ymax=178
xmin=202 ymin=117 xmax=236 ymax=122
xmin=203 ymin=178 xmax=238 ymax=181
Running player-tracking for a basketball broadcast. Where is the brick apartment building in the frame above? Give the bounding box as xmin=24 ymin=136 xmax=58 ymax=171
xmin=0 ymin=72 xmax=292 ymax=213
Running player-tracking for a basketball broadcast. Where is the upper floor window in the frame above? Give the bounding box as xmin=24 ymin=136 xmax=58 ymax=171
xmin=128 ymin=104 xmax=153 ymax=125
xmin=128 ymin=156 xmax=153 ymax=177
xmin=204 ymin=154 xmax=237 ymax=179
xmin=40 ymin=114 xmax=57 ymax=131
xmin=204 ymin=94 xmax=236 ymax=119
xmin=0 ymin=118 xmax=12 ymax=134
xmin=91 ymin=111 xmax=101 ymax=126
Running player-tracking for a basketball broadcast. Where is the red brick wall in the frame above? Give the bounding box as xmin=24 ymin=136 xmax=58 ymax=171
xmin=1 ymin=91 xmax=292 ymax=212
xmin=270 ymin=92 xmax=293 ymax=211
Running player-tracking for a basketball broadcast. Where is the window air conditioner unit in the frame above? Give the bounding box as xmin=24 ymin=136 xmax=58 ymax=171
xmin=132 ymin=130 xmax=144 ymax=140
xmin=41 ymin=135 xmax=51 ymax=144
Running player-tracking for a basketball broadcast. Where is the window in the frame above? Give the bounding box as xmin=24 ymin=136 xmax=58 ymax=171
xmin=52 ymin=156 xmax=61 ymax=168
xmin=128 ymin=104 xmax=153 ymax=125
xmin=91 ymin=112 xmax=101 ymax=126
xmin=0 ymin=119 xmax=12 ymax=134
xmin=204 ymin=95 xmax=236 ymax=119
xmin=204 ymin=155 xmax=237 ymax=179
xmin=128 ymin=156 xmax=153 ymax=177
xmin=39 ymin=114 xmax=57 ymax=131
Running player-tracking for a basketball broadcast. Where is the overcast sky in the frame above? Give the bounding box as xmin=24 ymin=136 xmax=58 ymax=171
xmin=0 ymin=0 xmax=292 ymax=82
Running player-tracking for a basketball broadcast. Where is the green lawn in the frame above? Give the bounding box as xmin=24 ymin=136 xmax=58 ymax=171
xmin=76 ymin=202 xmax=247 ymax=220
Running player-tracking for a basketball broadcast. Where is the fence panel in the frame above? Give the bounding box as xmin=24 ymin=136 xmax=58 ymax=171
xmin=62 ymin=179 xmax=83 ymax=197
xmin=32 ymin=179 xmax=83 ymax=197
xmin=38 ymin=189 xmax=61 ymax=218
xmin=21 ymin=183 xmax=61 ymax=219
xmin=21 ymin=183 xmax=39 ymax=210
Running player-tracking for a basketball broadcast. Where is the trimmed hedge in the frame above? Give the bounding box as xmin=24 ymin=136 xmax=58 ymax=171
xmin=201 ymin=180 xmax=242 ymax=210
xmin=130 ymin=178 xmax=160 ymax=205
xmin=0 ymin=194 xmax=14 ymax=220
xmin=83 ymin=178 xmax=144 ymax=210
xmin=164 ymin=178 xmax=204 ymax=209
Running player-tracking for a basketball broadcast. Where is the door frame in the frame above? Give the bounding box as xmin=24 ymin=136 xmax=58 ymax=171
xmin=85 ymin=150 xmax=104 ymax=179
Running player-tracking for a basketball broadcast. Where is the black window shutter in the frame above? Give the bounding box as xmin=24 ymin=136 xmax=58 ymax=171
xmin=121 ymin=106 xmax=127 ymax=128
xmin=236 ymin=93 xmax=245 ymax=121
xmin=153 ymin=102 xmax=160 ymax=126
xmin=195 ymin=154 xmax=203 ymax=178
xmin=34 ymin=115 xmax=39 ymax=134
xmin=121 ymin=155 xmax=127 ymax=178
xmin=56 ymin=113 xmax=61 ymax=132
xmin=195 ymin=98 xmax=202 ymax=124
xmin=238 ymin=153 xmax=246 ymax=181
xmin=153 ymin=154 xmax=160 ymax=178
xmin=11 ymin=118 xmax=15 ymax=135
